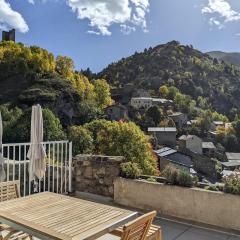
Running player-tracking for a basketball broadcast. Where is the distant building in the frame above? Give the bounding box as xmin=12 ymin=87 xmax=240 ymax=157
xmin=154 ymin=147 xmax=196 ymax=174
xmin=168 ymin=112 xmax=188 ymax=129
xmin=130 ymin=97 xmax=173 ymax=109
xmin=187 ymin=119 xmax=198 ymax=127
xmin=202 ymin=142 xmax=216 ymax=158
xmin=178 ymin=135 xmax=202 ymax=154
xmin=220 ymin=152 xmax=240 ymax=171
xmin=148 ymin=127 xmax=177 ymax=147
xmin=225 ymin=122 xmax=232 ymax=129
xmin=2 ymin=29 xmax=15 ymax=42
xmin=105 ymin=104 xmax=128 ymax=121
xmin=211 ymin=121 xmax=224 ymax=131
xmin=226 ymin=152 xmax=240 ymax=162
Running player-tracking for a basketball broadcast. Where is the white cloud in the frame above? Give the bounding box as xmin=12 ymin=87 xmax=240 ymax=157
xmin=202 ymin=0 xmax=240 ymax=28
xmin=120 ymin=24 xmax=136 ymax=35
xmin=67 ymin=0 xmax=149 ymax=36
xmin=0 ymin=0 xmax=29 ymax=33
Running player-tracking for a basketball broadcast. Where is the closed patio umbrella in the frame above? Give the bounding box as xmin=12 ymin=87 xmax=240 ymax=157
xmin=27 ymin=105 xmax=46 ymax=182
xmin=0 ymin=111 xmax=6 ymax=182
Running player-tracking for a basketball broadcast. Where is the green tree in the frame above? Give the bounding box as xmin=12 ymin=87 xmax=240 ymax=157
xmin=68 ymin=126 xmax=94 ymax=156
xmin=84 ymin=120 xmax=157 ymax=175
xmin=159 ymin=85 xmax=169 ymax=98
xmin=145 ymin=106 xmax=163 ymax=126
xmin=55 ymin=55 xmax=74 ymax=79
xmin=2 ymin=107 xmax=65 ymax=143
xmin=93 ymin=79 xmax=113 ymax=110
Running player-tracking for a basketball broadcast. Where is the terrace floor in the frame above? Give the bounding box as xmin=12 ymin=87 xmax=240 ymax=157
xmin=75 ymin=192 xmax=240 ymax=240
xmin=97 ymin=218 xmax=240 ymax=240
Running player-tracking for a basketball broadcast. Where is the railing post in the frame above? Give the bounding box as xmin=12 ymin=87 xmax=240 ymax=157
xmin=68 ymin=141 xmax=73 ymax=193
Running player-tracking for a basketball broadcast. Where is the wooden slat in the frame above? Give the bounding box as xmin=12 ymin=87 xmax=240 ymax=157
xmin=0 ymin=192 xmax=137 ymax=240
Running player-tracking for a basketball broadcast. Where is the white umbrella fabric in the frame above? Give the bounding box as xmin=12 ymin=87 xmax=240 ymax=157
xmin=0 ymin=111 xmax=6 ymax=182
xmin=27 ymin=105 xmax=46 ymax=182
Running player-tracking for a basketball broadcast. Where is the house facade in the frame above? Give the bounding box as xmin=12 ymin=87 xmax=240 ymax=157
xmin=178 ymin=135 xmax=203 ymax=154
xmin=168 ymin=112 xmax=188 ymax=129
xmin=148 ymin=127 xmax=177 ymax=147
xmin=130 ymin=97 xmax=173 ymax=109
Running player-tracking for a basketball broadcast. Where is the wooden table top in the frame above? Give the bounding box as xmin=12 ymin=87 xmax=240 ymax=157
xmin=0 ymin=192 xmax=138 ymax=240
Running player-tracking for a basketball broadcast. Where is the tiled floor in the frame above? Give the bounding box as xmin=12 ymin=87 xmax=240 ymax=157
xmin=75 ymin=192 xmax=240 ymax=240
xmin=98 ymin=218 xmax=240 ymax=240
xmin=154 ymin=218 xmax=240 ymax=240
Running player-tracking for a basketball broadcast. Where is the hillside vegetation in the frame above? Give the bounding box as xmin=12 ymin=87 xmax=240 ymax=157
xmin=0 ymin=41 xmax=113 ymax=126
xmin=98 ymin=41 xmax=240 ymax=118
xmin=207 ymin=51 xmax=240 ymax=66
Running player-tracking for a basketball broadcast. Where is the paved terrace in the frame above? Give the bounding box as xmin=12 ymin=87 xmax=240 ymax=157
xmin=76 ymin=192 xmax=240 ymax=240
xmin=99 ymin=218 xmax=240 ymax=240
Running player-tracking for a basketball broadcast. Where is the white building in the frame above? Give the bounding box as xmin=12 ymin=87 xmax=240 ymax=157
xmin=130 ymin=97 xmax=173 ymax=109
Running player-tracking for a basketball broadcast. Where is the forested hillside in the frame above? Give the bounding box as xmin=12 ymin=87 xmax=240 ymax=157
xmin=0 ymin=41 xmax=113 ymax=126
xmin=98 ymin=41 xmax=240 ymax=117
xmin=207 ymin=51 xmax=240 ymax=67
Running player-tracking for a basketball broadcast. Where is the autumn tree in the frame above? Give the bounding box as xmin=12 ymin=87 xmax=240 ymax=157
xmin=55 ymin=55 xmax=74 ymax=79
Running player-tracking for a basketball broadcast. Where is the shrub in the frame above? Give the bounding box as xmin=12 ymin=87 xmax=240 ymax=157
xmin=146 ymin=176 xmax=157 ymax=182
xmin=68 ymin=126 xmax=94 ymax=156
xmin=223 ymin=174 xmax=240 ymax=195
xmin=177 ymin=171 xmax=194 ymax=187
xmin=162 ymin=165 xmax=179 ymax=185
xmin=204 ymin=185 xmax=219 ymax=192
xmin=162 ymin=165 xmax=196 ymax=187
xmin=120 ymin=162 xmax=142 ymax=179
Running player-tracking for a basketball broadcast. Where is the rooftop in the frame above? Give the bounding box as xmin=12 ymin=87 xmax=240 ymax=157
xmin=148 ymin=127 xmax=177 ymax=132
xmin=179 ymin=135 xmax=200 ymax=141
xmin=226 ymin=152 xmax=240 ymax=161
xmin=202 ymin=142 xmax=216 ymax=149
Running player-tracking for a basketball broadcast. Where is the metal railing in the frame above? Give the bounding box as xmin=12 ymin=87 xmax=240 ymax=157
xmin=1 ymin=140 xmax=72 ymax=196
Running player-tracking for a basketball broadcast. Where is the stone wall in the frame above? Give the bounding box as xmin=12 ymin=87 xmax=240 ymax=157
xmin=180 ymin=148 xmax=217 ymax=180
xmin=74 ymin=155 xmax=126 ymax=197
xmin=114 ymin=178 xmax=240 ymax=232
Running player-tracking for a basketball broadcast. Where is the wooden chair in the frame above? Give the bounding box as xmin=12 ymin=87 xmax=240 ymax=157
xmin=110 ymin=211 xmax=162 ymax=240
xmin=0 ymin=181 xmax=33 ymax=240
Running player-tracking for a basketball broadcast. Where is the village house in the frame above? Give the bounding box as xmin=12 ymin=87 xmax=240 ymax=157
xmin=202 ymin=142 xmax=216 ymax=158
xmin=168 ymin=112 xmax=188 ymax=129
xmin=154 ymin=147 xmax=197 ymax=174
xmin=178 ymin=135 xmax=202 ymax=154
xmin=130 ymin=97 xmax=173 ymax=109
xmin=220 ymin=152 xmax=240 ymax=171
xmin=187 ymin=119 xmax=198 ymax=127
xmin=211 ymin=121 xmax=224 ymax=131
xmin=148 ymin=127 xmax=177 ymax=147
xmin=105 ymin=104 xmax=128 ymax=121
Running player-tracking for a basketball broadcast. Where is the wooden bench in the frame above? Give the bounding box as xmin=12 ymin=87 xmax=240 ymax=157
xmin=110 ymin=211 xmax=162 ymax=240
xmin=0 ymin=181 xmax=33 ymax=240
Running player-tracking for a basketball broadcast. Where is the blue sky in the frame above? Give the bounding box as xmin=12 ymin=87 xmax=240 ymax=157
xmin=1 ymin=0 xmax=240 ymax=72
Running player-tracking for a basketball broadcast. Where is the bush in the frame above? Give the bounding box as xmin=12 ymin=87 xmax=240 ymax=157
xmin=162 ymin=165 xmax=196 ymax=187
xmin=85 ymin=120 xmax=158 ymax=175
xmin=177 ymin=171 xmax=194 ymax=187
xmin=120 ymin=162 xmax=142 ymax=179
xmin=223 ymin=174 xmax=240 ymax=195
xmin=204 ymin=185 xmax=220 ymax=192
xmin=162 ymin=165 xmax=179 ymax=185
xmin=68 ymin=126 xmax=94 ymax=156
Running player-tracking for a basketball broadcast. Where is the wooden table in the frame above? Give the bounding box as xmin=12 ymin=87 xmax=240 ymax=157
xmin=0 ymin=192 xmax=138 ymax=240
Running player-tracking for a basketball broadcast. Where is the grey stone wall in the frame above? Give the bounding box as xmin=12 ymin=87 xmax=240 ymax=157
xmin=73 ymin=155 xmax=126 ymax=197
xmin=180 ymin=148 xmax=217 ymax=180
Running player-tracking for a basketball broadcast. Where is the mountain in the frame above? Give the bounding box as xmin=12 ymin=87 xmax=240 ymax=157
xmin=207 ymin=51 xmax=240 ymax=66
xmin=98 ymin=41 xmax=240 ymax=117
